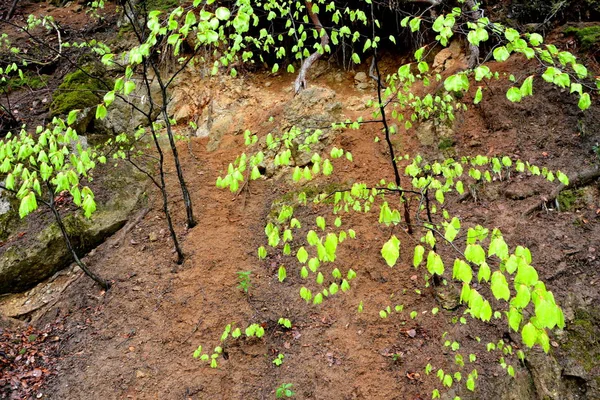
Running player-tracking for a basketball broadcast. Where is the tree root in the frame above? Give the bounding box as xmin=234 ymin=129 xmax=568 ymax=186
xmin=523 ymin=167 xmax=600 ymax=217
xmin=294 ymin=1 xmax=330 ymax=94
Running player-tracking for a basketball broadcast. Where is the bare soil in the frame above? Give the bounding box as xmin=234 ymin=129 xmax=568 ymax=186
xmin=1 ymin=3 xmax=600 ymax=400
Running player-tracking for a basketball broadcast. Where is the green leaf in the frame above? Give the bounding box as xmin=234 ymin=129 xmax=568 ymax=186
xmin=257 ymin=246 xmax=267 ymax=259
xmin=316 ymin=216 xmax=326 ymax=230
xmin=477 ymin=262 xmax=491 ymax=282
xmin=426 ymin=251 xmax=445 ymax=276
xmin=124 ymin=80 xmax=136 ymax=95
xmin=297 ymin=247 xmax=308 ymax=263
xmin=453 ymin=259 xmax=473 ymax=283
xmin=413 ymin=245 xmax=425 ymax=268
xmin=520 ymin=76 xmax=533 ymax=97
xmin=521 ymin=322 xmax=537 ymax=348
xmin=466 ymin=375 xmax=475 ymax=391
xmin=511 ymin=284 xmax=531 ymax=309
xmin=504 ymin=28 xmax=520 ymax=42
xmin=95 ymin=104 xmax=107 ymax=119
xmin=341 ymin=279 xmax=350 ymax=292
xmin=444 ymin=74 xmax=470 ymax=92
xmin=506 ymin=87 xmax=522 ymax=103
xmin=278 ymin=266 xmax=287 ymax=282
xmin=557 ymin=171 xmax=569 ymax=186
xmin=490 ymin=271 xmax=510 ymax=301
xmin=409 ymin=17 xmax=421 ymax=32
xmin=67 ymin=110 xmax=79 ymax=125
xmin=381 ymin=235 xmax=400 ymax=267
xmin=215 ymin=7 xmax=230 ymax=20
xmin=528 ymin=33 xmax=543 ymax=46
xmin=103 ymin=90 xmax=115 ymax=107
xmin=493 ymin=46 xmax=510 ymax=62
xmin=474 ymin=87 xmax=483 ymax=104
xmin=465 ymin=244 xmax=486 ymax=265
xmin=508 ymin=307 xmax=522 ymax=332
xmin=18 ymin=191 xmax=37 ymax=218
xmin=578 ymin=93 xmax=591 ymax=111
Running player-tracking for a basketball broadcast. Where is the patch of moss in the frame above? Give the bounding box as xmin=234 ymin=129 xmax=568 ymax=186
xmin=142 ymin=0 xmax=179 ymax=12
xmin=438 ymin=137 xmax=455 ymax=150
xmin=0 ymin=73 xmax=48 ymax=94
xmin=562 ymin=308 xmax=600 ymax=373
xmin=558 ymin=188 xmax=586 ymax=211
xmin=564 ymin=25 xmax=600 ymax=50
xmin=50 ymin=67 xmax=109 ymax=117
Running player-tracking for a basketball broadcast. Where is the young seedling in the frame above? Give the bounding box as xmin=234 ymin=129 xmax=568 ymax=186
xmin=278 ymin=318 xmax=292 ymax=329
xmin=273 ymin=353 xmax=285 ymax=366
xmin=237 ymin=271 xmax=252 ymax=293
xmin=276 ymin=383 xmax=295 ymax=398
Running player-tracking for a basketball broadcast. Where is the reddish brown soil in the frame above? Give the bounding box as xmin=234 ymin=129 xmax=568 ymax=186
xmin=1 ymin=4 xmax=599 ymax=399
xmin=10 ymin=62 xmax=592 ymax=400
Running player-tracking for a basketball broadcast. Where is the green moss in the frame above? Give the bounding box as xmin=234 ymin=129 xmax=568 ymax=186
xmin=143 ymin=0 xmax=180 ymax=12
xmin=557 ymin=188 xmax=587 ymax=211
xmin=50 ymin=67 xmax=110 ymax=117
xmin=0 ymin=73 xmax=48 ymax=93
xmin=438 ymin=137 xmax=455 ymax=150
xmin=564 ymin=25 xmax=600 ymax=50
xmin=562 ymin=308 xmax=600 ymax=373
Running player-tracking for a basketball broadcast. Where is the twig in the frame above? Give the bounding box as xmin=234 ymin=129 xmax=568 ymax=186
xmin=522 ymin=167 xmax=600 ymax=217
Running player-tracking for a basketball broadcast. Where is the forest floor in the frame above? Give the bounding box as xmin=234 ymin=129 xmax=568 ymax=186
xmin=1 ymin=2 xmax=600 ymax=400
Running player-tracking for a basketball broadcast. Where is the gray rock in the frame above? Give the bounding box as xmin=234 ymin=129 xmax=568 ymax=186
xmin=262 ymin=86 xmax=342 ymax=174
xmin=354 ymin=71 xmax=368 ymax=83
xmin=0 ymin=164 xmax=147 ymax=294
xmin=93 ymin=78 xmax=162 ymax=135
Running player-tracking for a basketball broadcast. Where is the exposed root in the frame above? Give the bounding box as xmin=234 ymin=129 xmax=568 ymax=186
xmin=523 ymin=167 xmax=600 ymax=217
xmin=294 ymin=1 xmax=330 ymax=94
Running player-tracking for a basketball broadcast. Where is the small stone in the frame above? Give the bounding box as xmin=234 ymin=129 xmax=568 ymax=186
xmin=149 ymin=232 xmax=158 ymax=242
xmin=135 ymin=370 xmax=146 ymax=378
xmin=354 ymin=71 xmax=367 ymax=82
xmin=407 ymin=329 xmax=417 ymax=338
xmin=264 ymin=81 xmax=272 ymax=87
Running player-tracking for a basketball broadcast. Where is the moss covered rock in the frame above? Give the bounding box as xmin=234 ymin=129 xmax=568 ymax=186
xmin=564 ymin=25 xmax=600 ymax=50
xmin=0 ymin=163 xmax=147 ymax=294
xmin=50 ymin=67 xmax=109 ymax=118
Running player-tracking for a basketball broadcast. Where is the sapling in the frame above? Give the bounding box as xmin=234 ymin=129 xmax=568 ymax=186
xmin=0 ymin=116 xmax=109 ymax=289
xmin=273 ymin=353 xmax=284 ymax=366
xmin=237 ymin=271 xmax=252 ymax=293
xmin=275 ymin=383 xmax=295 ymax=398
xmin=277 ymin=318 xmax=292 ymax=329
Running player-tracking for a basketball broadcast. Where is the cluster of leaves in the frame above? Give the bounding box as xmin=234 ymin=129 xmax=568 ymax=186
xmin=193 ymin=322 xmax=267 ymax=368
xmin=127 ymin=0 xmax=597 ymax=397
xmin=0 ymin=113 xmax=104 ymax=220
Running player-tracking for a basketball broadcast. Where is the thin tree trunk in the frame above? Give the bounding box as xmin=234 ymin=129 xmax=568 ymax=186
xmin=49 ymin=202 xmax=110 ymax=290
xmin=373 ymin=53 xmax=413 ymax=234
xmin=151 ymin=124 xmax=185 ymax=264
xmin=146 ymin=50 xmax=196 ymax=229
xmin=5 ymin=0 xmax=19 ymax=20
xmin=464 ymin=0 xmax=483 ymax=68
xmin=294 ymin=1 xmax=330 ymax=94
xmin=159 ymin=98 xmax=196 ymax=229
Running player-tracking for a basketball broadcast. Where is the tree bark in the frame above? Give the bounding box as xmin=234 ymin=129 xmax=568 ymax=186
xmin=464 ymin=0 xmax=483 ymax=68
xmin=5 ymin=0 xmax=19 ymax=20
xmin=294 ymin=1 xmax=330 ymax=94
xmin=49 ymin=203 xmax=110 ymax=290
